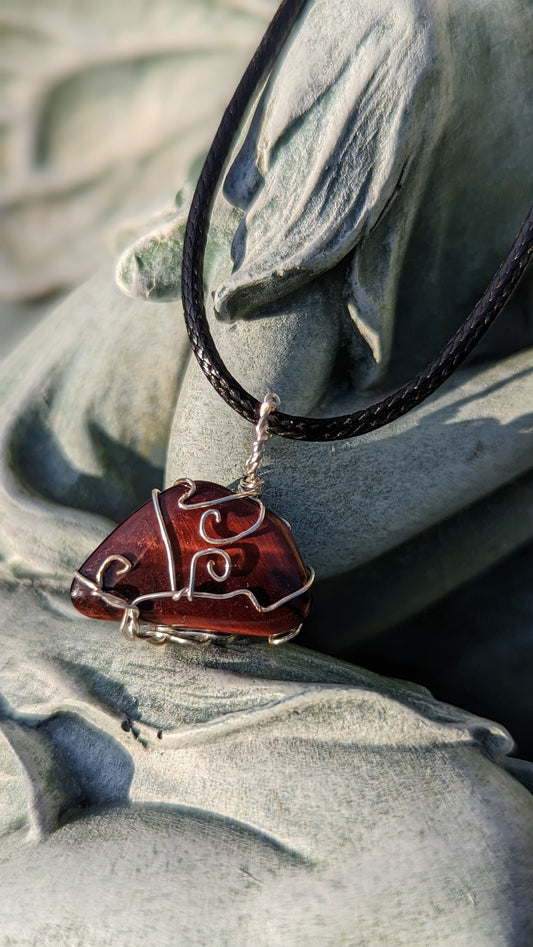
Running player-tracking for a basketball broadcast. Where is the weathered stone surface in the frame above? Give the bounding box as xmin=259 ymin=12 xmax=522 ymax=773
xmin=0 ymin=0 xmax=533 ymax=943
xmin=0 ymin=0 xmax=276 ymax=302
xmin=1 ymin=585 xmax=532 ymax=945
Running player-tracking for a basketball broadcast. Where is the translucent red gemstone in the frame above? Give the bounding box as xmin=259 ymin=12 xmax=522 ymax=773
xmin=70 ymin=480 xmax=311 ymax=638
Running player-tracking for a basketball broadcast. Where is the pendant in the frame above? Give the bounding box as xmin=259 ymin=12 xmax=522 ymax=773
xmin=70 ymin=396 xmax=314 ymax=646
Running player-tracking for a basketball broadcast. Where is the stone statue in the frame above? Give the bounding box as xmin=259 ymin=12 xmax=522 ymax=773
xmin=0 ymin=0 xmax=276 ymax=303
xmin=117 ymin=0 xmax=533 ymax=746
xmin=0 ymin=0 xmax=532 ymax=942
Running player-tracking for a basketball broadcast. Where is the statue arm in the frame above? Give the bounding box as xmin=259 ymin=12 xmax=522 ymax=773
xmin=213 ymin=0 xmax=451 ymax=387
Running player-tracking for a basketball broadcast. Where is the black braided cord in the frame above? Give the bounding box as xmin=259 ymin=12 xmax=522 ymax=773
xmin=182 ymin=0 xmax=533 ymax=442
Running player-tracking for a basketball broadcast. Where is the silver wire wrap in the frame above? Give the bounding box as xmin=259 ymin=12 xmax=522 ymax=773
xmin=239 ymin=392 xmax=280 ymax=496
xmin=73 ymin=472 xmax=313 ymax=647
xmin=73 ymin=393 xmax=312 ymax=647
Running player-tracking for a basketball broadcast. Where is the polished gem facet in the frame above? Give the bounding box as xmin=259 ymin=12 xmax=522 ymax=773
xmin=70 ymin=480 xmax=312 ymax=640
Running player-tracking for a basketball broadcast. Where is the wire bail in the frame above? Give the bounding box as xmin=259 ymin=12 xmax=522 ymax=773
xmin=238 ymin=392 xmax=280 ymax=496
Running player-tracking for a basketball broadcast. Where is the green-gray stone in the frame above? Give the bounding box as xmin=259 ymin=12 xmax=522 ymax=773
xmin=1 ymin=0 xmax=532 ymax=942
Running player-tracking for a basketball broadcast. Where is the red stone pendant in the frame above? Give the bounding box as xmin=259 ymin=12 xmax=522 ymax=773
xmin=71 ymin=479 xmax=314 ymax=646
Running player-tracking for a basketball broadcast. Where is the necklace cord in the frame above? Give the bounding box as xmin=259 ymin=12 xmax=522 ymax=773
xmin=182 ymin=0 xmax=533 ymax=442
